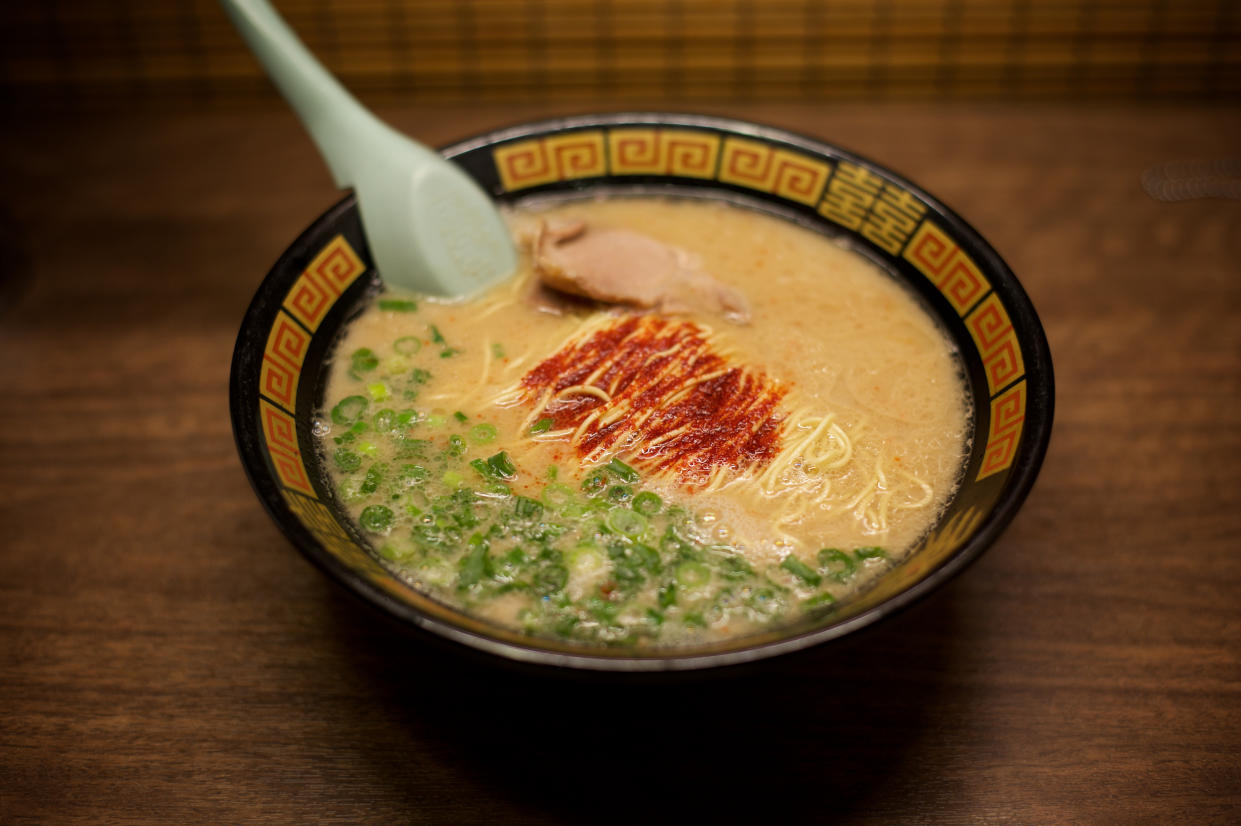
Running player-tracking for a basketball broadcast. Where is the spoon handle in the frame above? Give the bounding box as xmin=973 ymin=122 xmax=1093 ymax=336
xmin=218 ymin=0 xmax=406 ymax=187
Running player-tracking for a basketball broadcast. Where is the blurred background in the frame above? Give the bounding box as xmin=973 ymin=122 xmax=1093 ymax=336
xmin=2 ymin=0 xmax=1238 ymax=111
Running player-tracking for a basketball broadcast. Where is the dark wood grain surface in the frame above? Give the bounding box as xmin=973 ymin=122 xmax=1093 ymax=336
xmin=2 ymin=103 xmax=1238 ymax=824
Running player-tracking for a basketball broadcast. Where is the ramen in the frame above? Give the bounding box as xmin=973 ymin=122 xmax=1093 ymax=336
xmin=315 ymin=197 xmax=971 ymax=646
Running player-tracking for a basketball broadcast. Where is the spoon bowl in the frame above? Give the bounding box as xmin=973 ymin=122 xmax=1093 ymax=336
xmin=219 ymin=0 xmax=516 ymax=297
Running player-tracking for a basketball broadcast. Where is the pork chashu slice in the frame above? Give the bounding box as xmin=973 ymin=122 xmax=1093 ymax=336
xmin=531 ymin=220 xmax=751 ymax=324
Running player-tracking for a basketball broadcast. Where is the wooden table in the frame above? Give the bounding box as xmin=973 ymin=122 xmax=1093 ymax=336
xmin=2 ymin=103 xmax=1238 ymax=823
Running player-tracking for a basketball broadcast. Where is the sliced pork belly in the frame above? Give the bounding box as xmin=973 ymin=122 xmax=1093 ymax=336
xmin=530 ymin=220 xmax=751 ymax=324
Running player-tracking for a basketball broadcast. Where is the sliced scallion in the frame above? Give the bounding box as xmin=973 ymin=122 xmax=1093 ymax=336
xmin=470 ymin=423 xmax=498 ymax=444
xmin=541 ymin=483 xmax=574 ymax=508
xmin=606 ymin=484 xmax=634 ymax=504
xmin=360 ymin=463 xmax=387 ymax=494
xmin=780 ymin=555 xmax=821 ymax=587
xmin=372 ymin=408 xmax=396 ymax=431
xmin=486 ymin=451 xmax=517 ymax=480
xmin=675 ymin=561 xmax=711 ymax=588
xmin=333 ymin=448 xmax=361 ymax=472
xmin=607 ymin=507 xmax=647 ymax=538
xmin=818 ymin=548 xmax=856 ymax=582
xmin=803 ymin=592 xmax=836 ymax=610
xmin=359 ymin=504 xmax=393 ymax=533
xmin=350 ymin=347 xmax=379 ymax=373
xmin=632 ymin=491 xmax=662 ymax=516
xmin=393 ymin=336 xmax=422 ymax=355
xmin=605 ymin=457 xmax=640 ymax=483
xmin=330 ymin=395 xmax=368 ymax=426
xmin=378 ymin=298 xmax=418 ymax=312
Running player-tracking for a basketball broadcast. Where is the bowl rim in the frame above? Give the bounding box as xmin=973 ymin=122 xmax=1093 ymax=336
xmin=230 ymin=111 xmax=1055 ymax=672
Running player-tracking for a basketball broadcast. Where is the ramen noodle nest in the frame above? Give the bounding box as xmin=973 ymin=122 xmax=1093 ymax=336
xmin=316 ymin=198 xmax=972 ymax=647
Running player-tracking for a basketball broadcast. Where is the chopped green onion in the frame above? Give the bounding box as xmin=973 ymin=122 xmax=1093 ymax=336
xmin=718 ymin=555 xmax=754 ymax=581
xmin=360 ymin=463 xmax=387 ymax=494
xmin=675 ymin=561 xmax=711 ymax=588
xmin=333 ymin=448 xmax=362 ymax=473
xmin=428 ymin=324 xmax=459 ymax=357
xmin=470 ymin=423 xmax=498 ymax=444
xmin=803 ymin=593 xmax=836 ymax=610
xmin=330 ymin=395 xmax=368 ymax=426
xmin=484 ymin=481 xmax=512 ymax=498
xmin=541 ymin=483 xmax=574 ymax=508
xmin=486 ymin=451 xmax=517 ymax=480
xmin=632 ymin=542 xmax=661 ymax=572
xmin=447 ymin=434 xmax=467 ymax=457
xmin=409 ymin=368 xmax=432 ymax=384
xmin=854 ymin=546 xmax=889 ymax=561
xmin=546 ymin=465 xmax=559 ymax=480
xmin=605 ymin=457 xmax=640 ymax=483
xmin=350 ymin=347 xmax=379 ymax=373
xmin=378 ymin=298 xmax=418 ymax=312
xmin=382 ymin=355 xmax=409 ymax=376
xmin=393 ymin=336 xmax=422 ymax=355
xmin=469 ymin=451 xmax=516 ymax=481
xmin=818 ymin=548 xmax=856 ymax=582
xmin=515 ymin=496 xmax=544 ymax=519
xmin=535 ymin=563 xmax=568 ymax=595
xmin=581 ymin=469 xmax=609 ymax=495
xmin=781 ymin=555 xmax=821 ymax=587
xmin=395 ymin=437 xmax=430 ymax=459
xmin=337 ymin=478 xmax=364 ymax=503
xmin=373 ymin=408 xmax=396 ymax=431
xmin=359 ymin=504 xmax=393 ymax=533
xmin=567 ymin=544 xmax=607 ymax=575
xmin=608 ymin=507 xmax=647 ymax=538
xmin=453 ymin=411 xmax=468 ymax=423
xmin=366 ymin=382 xmax=389 ymax=402
xmin=425 ymin=414 xmax=446 ymax=428
xmin=491 ymin=342 xmax=506 ymax=358
xmin=441 ymin=469 xmax=464 ymax=488
xmin=632 ymin=491 xmax=662 ymax=516
xmin=560 ymin=503 xmax=588 ymax=519
xmin=457 ymin=534 xmax=491 ymax=588
xmin=395 ymin=464 xmax=428 ymax=488
xmin=529 ymin=417 xmax=554 ymax=435
xmin=606 ymin=484 xmax=634 ymax=504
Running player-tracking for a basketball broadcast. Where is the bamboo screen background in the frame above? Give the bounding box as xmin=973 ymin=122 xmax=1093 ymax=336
xmin=2 ymin=0 xmax=1238 ymax=109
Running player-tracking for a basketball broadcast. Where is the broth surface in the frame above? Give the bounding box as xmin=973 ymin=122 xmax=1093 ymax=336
xmin=316 ymin=197 xmax=971 ymax=646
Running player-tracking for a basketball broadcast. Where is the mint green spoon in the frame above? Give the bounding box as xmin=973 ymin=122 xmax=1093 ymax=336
xmin=219 ymin=0 xmax=516 ymax=298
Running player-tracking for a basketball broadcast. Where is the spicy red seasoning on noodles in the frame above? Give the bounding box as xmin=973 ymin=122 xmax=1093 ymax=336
xmin=518 ymin=314 xmax=788 ymax=488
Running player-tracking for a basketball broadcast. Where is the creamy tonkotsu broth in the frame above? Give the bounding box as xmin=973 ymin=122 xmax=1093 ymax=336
xmin=316 ymin=198 xmax=971 ymax=646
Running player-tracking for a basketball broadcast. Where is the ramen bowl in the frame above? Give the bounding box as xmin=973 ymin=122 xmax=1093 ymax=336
xmin=230 ymin=113 xmax=1053 ymax=672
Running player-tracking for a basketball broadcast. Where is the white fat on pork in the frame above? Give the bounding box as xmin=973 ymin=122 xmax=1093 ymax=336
xmin=529 ymin=219 xmax=751 ymax=324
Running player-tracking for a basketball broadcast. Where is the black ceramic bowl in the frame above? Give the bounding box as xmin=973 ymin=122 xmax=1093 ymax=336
xmin=230 ymin=113 xmax=1053 ymax=671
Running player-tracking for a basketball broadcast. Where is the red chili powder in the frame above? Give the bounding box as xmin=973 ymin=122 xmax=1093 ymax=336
xmin=519 ymin=315 xmax=787 ymax=487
